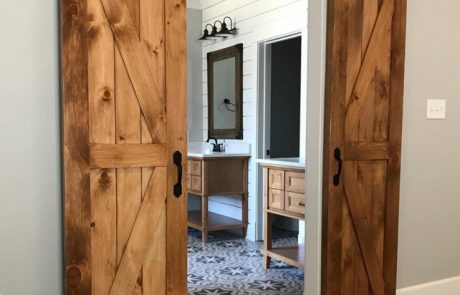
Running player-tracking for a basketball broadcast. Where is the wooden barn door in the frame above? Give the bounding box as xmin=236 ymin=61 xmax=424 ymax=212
xmin=322 ymin=0 xmax=406 ymax=295
xmin=61 ymin=0 xmax=187 ymax=294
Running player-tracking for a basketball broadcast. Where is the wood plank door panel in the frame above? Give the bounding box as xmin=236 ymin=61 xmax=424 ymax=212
xmin=61 ymin=0 xmax=187 ymax=294
xmin=322 ymin=0 xmax=407 ymax=295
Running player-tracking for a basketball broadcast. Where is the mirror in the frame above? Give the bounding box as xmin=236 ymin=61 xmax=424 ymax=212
xmin=207 ymin=44 xmax=243 ymax=139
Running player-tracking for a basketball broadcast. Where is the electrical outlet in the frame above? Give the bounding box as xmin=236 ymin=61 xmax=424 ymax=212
xmin=427 ymin=99 xmax=446 ymax=119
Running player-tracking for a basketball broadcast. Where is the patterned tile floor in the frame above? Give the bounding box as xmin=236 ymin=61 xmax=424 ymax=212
xmin=188 ymin=228 xmax=304 ymax=295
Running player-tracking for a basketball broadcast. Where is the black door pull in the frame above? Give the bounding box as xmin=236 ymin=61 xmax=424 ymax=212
xmin=173 ymin=151 xmax=183 ymax=197
xmin=333 ymin=148 xmax=343 ymax=186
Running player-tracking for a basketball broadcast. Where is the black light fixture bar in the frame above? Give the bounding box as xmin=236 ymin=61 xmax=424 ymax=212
xmin=198 ymin=16 xmax=236 ymax=41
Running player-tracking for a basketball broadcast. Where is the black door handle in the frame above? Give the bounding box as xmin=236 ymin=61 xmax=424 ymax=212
xmin=173 ymin=151 xmax=183 ymax=197
xmin=333 ymin=148 xmax=343 ymax=186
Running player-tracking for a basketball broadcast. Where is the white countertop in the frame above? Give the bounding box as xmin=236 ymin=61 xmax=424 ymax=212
xmin=188 ymin=151 xmax=251 ymax=158
xmin=256 ymin=157 xmax=305 ymax=168
xmin=187 ymin=141 xmax=251 ymax=158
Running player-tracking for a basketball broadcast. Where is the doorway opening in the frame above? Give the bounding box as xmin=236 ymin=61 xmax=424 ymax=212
xmin=260 ymin=35 xmax=302 ymax=159
xmin=186 ymin=2 xmax=306 ymax=294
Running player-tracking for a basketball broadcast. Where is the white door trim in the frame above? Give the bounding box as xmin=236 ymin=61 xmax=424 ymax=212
xmin=304 ymin=0 xmax=328 ymax=294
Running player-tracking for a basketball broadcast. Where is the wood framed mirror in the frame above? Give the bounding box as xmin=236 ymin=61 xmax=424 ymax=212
xmin=207 ymin=44 xmax=243 ymax=139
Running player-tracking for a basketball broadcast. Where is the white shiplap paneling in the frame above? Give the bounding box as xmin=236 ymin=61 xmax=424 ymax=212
xmin=199 ymin=0 xmax=308 ymax=240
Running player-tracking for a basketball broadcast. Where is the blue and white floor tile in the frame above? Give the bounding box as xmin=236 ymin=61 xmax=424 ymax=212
xmin=188 ymin=229 xmax=304 ymax=294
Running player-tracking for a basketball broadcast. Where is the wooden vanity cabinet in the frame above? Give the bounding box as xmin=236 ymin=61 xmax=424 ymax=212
xmin=187 ymin=156 xmax=249 ymax=243
xmin=261 ymin=164 xmax=306 ymax=269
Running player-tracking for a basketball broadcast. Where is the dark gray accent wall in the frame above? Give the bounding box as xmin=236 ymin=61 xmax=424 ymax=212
xmin=269 ymin=37 xmax=302 ymax=158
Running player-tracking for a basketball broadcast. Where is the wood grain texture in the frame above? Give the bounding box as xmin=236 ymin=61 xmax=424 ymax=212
xmin=114 ymin=17 xmax=143 ymax=292
xmin=109 ymin=168 xmax=167 ymax=295
xmin=322 ymin=0 xmax=348 ymax=293
xmin=62 ymin=0 xmax=91 ymax=293
xmin=88 ymin=0 xmax=117 ymax=293
xmin=100 ymin=0 xmax=167 ymax=143
xmin=165 ymin=0 xmax=188 ymax=294
xmin=322 ymin=0 xmax=407 ymax=294
xmin=138 ymin=0 xmax=165 ymax=292
xmin=63 ymin=1 xmax=187 ymax=294
xmin=90 ymin=169 xmax=117 ymax=295
xmin=90 ymin=143 xmax=167 ymax=168
xmin=384 ymin=1 xmax=407 ymax=294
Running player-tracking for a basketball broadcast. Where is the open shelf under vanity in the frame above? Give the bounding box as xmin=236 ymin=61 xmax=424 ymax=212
xmin=188 ymin=210 xmax=248 ymax=232
xmin=187 ymin=155 xmax=250 ymax=243
xmin=261 ymin=244 xmax=305 ymax=269
xmin=259 ymin=160 xmax=306 ymax=269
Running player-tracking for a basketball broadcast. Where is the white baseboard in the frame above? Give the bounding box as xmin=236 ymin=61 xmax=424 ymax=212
xmin=397 ymin=276 xmax=460 ymax=295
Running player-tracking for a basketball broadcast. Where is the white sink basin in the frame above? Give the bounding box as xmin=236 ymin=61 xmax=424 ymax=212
xmin=187 ymin=142 xmax=251 ymax=158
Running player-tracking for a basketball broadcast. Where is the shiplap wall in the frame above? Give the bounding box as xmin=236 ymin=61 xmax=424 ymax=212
xmin=199 ymin=0 xmax=308 ymax=240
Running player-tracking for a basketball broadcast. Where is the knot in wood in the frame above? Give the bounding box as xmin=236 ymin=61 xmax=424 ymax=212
xmin=102 ymin=90 xmax=112 ymax=101
xmin=99 ymin=170 xmax=112 ymax=191
xmin=66 ymin=266 xmax=82 ymax=288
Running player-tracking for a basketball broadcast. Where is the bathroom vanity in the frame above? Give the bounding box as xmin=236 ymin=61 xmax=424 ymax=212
xmin=258 ymin=158 xmax=306 ymax=269
xmin=187 ymin=145 xmax=250 ymax=243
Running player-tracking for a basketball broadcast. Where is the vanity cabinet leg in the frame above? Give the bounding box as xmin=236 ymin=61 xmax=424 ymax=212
xmin=263 ymin=211 xmax=273 ymax=269
xmin=241 ymin=159 xmax=249 ymax=240
xmin=202 ymin=195 xmax=208 ymax=244
xmin=263 ymin=255 xmax=272 ymax=269
xmin=242 ymin=192 xmax=248 ymax=239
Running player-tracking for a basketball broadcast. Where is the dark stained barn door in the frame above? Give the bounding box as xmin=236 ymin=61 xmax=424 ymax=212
xmin=322 ymin=0 xmax=407 ymax=295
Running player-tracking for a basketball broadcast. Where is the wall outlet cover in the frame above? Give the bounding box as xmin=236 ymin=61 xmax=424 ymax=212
xmin=427 ymin=99 xmax=446 ymax=120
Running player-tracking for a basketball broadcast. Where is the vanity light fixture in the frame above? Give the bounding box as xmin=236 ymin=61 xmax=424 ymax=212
xmin=198 ymin=24 xmax=214 ymax=41
xmin=215 ymin=17 xmax=237 ymax=36
xmin=198 ymin=16 xmax=237 ymax=41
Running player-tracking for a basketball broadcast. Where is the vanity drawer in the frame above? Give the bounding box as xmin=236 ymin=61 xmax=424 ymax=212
xmin=285 ymin=191 xmax=305 ymax=216
xmin=187 ymin=160 xmax=192 ymax=175
xmin=190 ymin=160 xmax=202 ymax=176
xmin=268 ymin=169 xmax=285 ymax=190
xmin=285 ymin=171 xmax=305 ymax=194
xmin=191 ymin=175 xmax=202 ymax=192
xmin=268 ymin=189 xmax=285 ymax=211
xmin=187 ymin=174 xmax=192 ymax=190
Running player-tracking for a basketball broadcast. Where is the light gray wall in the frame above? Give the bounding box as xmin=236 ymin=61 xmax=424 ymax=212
xmin=0 ymin=1 xmax=62 ymax=295
xmin=397 ymin=0 xmax=460 ymax=288
xmin=187 ymin=8 xmax=203 ymax=142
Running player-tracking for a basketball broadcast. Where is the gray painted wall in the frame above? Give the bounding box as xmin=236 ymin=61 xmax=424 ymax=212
xmin=0 ymin=1 xmax=62 ymax=294
xmin=187 ymin=8 xmax=203 ymax=142
xmin=397 ymin=0 xmax=460 ymax=287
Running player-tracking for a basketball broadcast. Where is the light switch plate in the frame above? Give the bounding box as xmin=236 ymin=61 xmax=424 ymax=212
xmin=427 ymin=99 xmax=446 ymax=119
